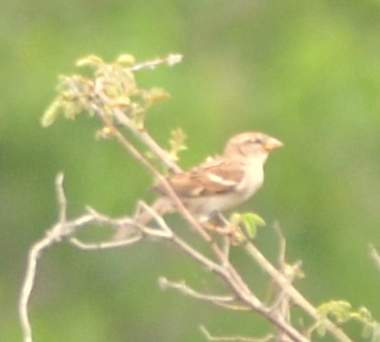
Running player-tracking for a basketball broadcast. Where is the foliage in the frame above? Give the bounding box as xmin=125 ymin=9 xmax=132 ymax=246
xmin=42 ymin=54 xmax=172 ymax=129
xmin=316 ymin=301 xmax=380 ymax=342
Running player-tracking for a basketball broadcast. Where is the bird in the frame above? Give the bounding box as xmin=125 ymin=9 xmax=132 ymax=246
xmin=112 ymin=132 xmax=283 ymax=240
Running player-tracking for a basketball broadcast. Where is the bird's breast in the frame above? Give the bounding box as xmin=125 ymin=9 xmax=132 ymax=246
xmin=235 ymin=163 xmax=264 ymax=200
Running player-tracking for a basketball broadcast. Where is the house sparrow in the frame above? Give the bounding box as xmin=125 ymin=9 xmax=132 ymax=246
xmin=113 ymin=132 xmax=282 ymax=240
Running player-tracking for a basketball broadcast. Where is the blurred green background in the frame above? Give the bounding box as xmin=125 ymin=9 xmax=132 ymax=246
xmin=2 ymin=0 xmax=380 ymax=341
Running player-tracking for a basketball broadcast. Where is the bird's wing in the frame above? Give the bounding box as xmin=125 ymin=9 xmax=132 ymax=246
xmin=153 ymin=158 xmax=245 ymax=197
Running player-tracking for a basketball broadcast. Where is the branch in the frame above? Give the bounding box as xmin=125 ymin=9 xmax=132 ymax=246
xmin=18 ymin=174 xmax=94 ymax=342
xmin=369 ymin=244 xmax=380 ymax=273
xmin=159 ymin=277 xmax=240 ymax=306
xmin=128 ymin=53 xmax=183 ymax=72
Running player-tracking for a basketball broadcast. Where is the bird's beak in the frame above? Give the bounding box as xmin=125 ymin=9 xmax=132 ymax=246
xmin=263 ymin=137 xmax=283 ymax=151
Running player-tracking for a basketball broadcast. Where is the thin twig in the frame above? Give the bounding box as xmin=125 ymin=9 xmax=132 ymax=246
xmin=128 ymin=54 xmax=183 ymax=72
xmin=19 ymin=236 xmax=53 ymax=342
xmin=159 ymin=278 xmax=250 ymax=311
xmin=159 ymin=278 xmax=235 ymax=303
xmin=270 ymin=223 xmax=301 ymax=320
xmin=19 ymin=175 xmax=93 ymax=342
xmin=56 ymin=173 xmax=67 ymax=222
xmin=369 ymin=244 xmax=380 ymax=273
xmin=69 ymin=236 xmax=142 ymax=250
xmin=136 ymin=200 xmax=174 ymax=234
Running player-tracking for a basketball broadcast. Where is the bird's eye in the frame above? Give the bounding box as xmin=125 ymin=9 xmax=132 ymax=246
xmin=250 ymin=138 xmax=262 ymax=144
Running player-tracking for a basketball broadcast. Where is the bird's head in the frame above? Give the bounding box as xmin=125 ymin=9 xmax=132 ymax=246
xmin=224 ymin=132 xmax=283 ymax=160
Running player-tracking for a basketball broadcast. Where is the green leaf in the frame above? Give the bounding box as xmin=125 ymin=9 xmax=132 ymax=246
xmin=76 ymin=55 xmax=104 ymax=68
xmin=243 ymin=213 xmax=266 ymax=227
xmin=116 ymin=54 xmax=136 ymax=65
xmin=145 ymin=87 xmax=171 ymax=106
xmin=228 ymin=212 xmax=266 ymax=240
xmin=41 ymin=98 xmax=62 ymax=127
xmin=241 ymin=214 xmax=257 ymax=239
xmin=229 ymin=212 xmax=242 ymax=228
xmin=358 ymin=306 xmax=372 ymax=321
xmin=242 ymin=213 xmax=266 ymax=239
xmin=168 ymin=128 xmax=187 ymax=161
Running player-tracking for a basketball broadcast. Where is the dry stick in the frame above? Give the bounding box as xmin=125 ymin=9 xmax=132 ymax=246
xmin=19 ymin=236 xmax=55 ymax=342
xmin=129 ymin=53 xmax=183 ymax=72
xmin=18 ymin=174 xmax=94 ymax=342
xmin=369 ymin=244 xmax=380 ymax=273
xmin=160 ymin=277 xmax=250 ymax=310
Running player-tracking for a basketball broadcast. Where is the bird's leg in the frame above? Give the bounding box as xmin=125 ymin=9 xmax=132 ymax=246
xmin=204 ymin=223 xmax=233 ymax=234
xmin=202 ymin=214 xmax=241 ymax=245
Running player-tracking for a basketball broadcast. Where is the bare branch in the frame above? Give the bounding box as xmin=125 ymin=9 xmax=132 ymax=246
xmin=128 ymin=54 xmax=183 ymax=72
xmin=69 ymin=236 xmax=142 ymax=250
xmin=136 ymin=200 xmax=174 ymax=235
xmin=159 ymin=277 xmax=251 ymax=311
xmin=19 ymin=235 xmax=53 ymax=342
xmin=159 ymin=277 xmax=235 ymax=303
xmin=19 ymin=174 xmax=94 ymax=342
xmin=56 ymin=172 xmax=67 ymax=222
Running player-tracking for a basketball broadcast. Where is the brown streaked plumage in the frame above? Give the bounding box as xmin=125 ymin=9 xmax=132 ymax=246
xmin=112 ymin=132 xmax=282 ymax=240
xmin=152 ymin=158 xmax=244 ymax=197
